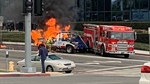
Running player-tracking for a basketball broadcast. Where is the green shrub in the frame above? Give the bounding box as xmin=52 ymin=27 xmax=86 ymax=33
xmin=135 ymin=34 xmax=149 ymax=44
xmin=135 ymin=42 xmax=149 ymax=51
xmin=2 ymin=32 xmax=25 ymax=42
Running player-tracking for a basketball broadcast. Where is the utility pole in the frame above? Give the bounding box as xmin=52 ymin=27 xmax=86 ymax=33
xmin=120 ymin=0 xmax=123 ymax=20
xmin=0 ymin=0 xmax=1 ymax=16
xmin=20 ymin=0 xmax=44 ymax=73
xmin=148 ymin=27 xmax=150 ymax=54
xmin=20 ymin=0 xmax=36 ymax=73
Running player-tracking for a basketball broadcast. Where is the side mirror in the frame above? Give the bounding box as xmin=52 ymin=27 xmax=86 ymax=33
xmin=104 ymin=31 xmax=107 ymax=37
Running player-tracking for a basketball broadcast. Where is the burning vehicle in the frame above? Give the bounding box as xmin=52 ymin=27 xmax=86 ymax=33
xmin=31 ymin=18 xmax=88 ymax=53
xmin=51 ymin=32 xmax=88 ymax=53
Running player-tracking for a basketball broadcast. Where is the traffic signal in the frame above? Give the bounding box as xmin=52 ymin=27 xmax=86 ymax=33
xmin=23 ymin=0 xmax=33 ymax=14
xmin=34 ymin=0 xmax=44 ymax=16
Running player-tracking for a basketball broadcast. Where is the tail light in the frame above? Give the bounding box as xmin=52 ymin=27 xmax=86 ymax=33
xmin=141 ymin=66 xmax=150 ymax=73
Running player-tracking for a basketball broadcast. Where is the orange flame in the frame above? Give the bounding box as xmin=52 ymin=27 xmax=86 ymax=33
xmin=31 ymin=18 xmax=70 ymax=46
xmin=44 ymin=18 xmax=61 ymax=40
xmin=63 ymin=25 xmax=71 ymax=39
xmin=0 ymin=44 xmax=6 ymax=48
xmin=31 ymin=29 xmax=45 ymax=46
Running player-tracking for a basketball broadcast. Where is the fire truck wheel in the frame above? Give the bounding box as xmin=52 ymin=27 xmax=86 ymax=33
xmin=124 ymin=54 xmax=129 ymax=58
xmin=66 ymin=45 xmax=73 ymax=54
xmin=100 ymin=45 xmax=105 ymax=56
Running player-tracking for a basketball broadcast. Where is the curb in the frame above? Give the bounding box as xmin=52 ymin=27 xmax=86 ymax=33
xmin=135 ymin=53 xmax=150 ymax=56
xmin=0 ymin=73 xmax=51 ymax=77
xmin=2 ymin=42 xmax=35 ymax=46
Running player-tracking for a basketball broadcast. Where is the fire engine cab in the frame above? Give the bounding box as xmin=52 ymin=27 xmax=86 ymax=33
xmin=83 ymin=24 xmax=137 ymax=58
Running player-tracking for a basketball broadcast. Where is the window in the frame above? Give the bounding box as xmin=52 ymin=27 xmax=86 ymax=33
xmin=110 ymin=32 xmax=135 ymax=40
xmin=31 ymin=56 xmax=36 ymax=61
xmin=35 ymin=56 xmax=40 ymax=61
xmin=47 ymin=54 xmax=61 ymax=60
xmin=123 ymin=32 xmax=134 ymax=40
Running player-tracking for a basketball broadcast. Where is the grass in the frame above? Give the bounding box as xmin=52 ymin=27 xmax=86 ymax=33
xmin=2 ymin=31 xmax=25 ymax=42
xmin=1 ymin=31 xmax=149 ymax=51
xmin=0 ymin=70 xmax=8 ymax=72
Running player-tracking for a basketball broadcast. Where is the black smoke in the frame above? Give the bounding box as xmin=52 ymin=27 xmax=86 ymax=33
xmin=2 ymin=0 xmax=77 ymax=30
xmin=33 ymin=0 xmax=78 ymax=30
xmin=2 ymin=0 xmax=24 ymax=21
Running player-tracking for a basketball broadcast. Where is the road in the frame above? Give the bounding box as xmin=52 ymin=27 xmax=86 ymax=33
xmin=0 ymin=74 xmax=139 ymax=84
xmin=0 ymin=45 xmax=149 ymax=84
xmin=0 ymin=49 xmax=148 ymax=74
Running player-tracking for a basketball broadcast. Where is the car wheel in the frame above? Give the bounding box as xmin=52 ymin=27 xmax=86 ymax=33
xmin=46 ymin=65 xmax=54 ymax=72
xmin=65 ymin=70 xmax=72 ymax=73
xmin=124 ymin=54 xmax=129 ymax=58
xmin=66 ymin=46 xmax=73 ymax=54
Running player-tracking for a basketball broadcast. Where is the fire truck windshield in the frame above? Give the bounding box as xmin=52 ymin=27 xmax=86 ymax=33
xmin=110 ymin=32 xmax=135 ymax=40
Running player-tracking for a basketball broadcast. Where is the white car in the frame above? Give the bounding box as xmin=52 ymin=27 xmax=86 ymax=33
xmin=16 ymin=53 xmax=76 ymax=73
xmin=139 ymin=62 xmax=150 ymax=84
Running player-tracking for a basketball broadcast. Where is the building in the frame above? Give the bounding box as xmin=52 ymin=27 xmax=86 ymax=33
xmin=76 ymin=0 xmax=111 ymax=21
xmin=76 ymin=0 xmax=150 ymax=21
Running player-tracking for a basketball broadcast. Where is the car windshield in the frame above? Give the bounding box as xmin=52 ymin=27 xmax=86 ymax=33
xmin=47 ymin=54 xmax=62 ymax=60
xmin=110 ymin=32 xmax=135 ymax=40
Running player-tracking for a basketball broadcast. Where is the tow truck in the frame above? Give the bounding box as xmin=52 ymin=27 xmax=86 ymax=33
xmin=51 ymin=32 xmax=88 ymax=53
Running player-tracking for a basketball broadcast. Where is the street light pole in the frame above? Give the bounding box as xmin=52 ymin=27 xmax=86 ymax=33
xmin=120 ymin=0 xmax=123 ymax=20
xmin=148 ymin=27 xmax=150 ymax=54
xmin=25 ymin=12 xmax=32 ymax=68
xmin=20 ymin=0 xmax=36 ymax=73
xmin=0 ymin=0 xmax=1 ymax=16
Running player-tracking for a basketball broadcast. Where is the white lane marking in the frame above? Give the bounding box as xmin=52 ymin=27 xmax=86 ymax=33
xmin=93 ymin=61 xmax=122 ymax=63
xmin=85 ymin=65 xmax=142 ymax=73
xmin=51 ymin=73 xmax=74 ymax=77
xmin=75 ymin=63 xmax=114 ymax=68
xmin=0 ymin=49 xmax=37 ymax=53
xmin=84 ymin=62 xmax=100 ymax=65
xmin=89 ymin=82 xmax=123 ymax=84
xmin=76 ymin=61 xmax=121 ymax=65
xmin=90 ymin=68 xmax=141 ymax=77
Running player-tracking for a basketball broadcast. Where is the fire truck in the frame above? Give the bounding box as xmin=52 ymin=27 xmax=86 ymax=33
xmin=83 ymin=24 xmax=137 ymax=58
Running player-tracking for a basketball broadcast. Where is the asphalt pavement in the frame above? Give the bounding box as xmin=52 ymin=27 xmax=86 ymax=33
xmin=0 ymin=41 xmax=149 ymax=77
xmin=1 ymin=41 xmax=150 ymax=56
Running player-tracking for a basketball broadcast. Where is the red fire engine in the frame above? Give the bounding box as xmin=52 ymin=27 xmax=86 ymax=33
xmin=83 ymin=24 xmax=137 ymax=58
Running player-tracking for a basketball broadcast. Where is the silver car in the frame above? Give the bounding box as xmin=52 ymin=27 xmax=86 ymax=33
xmin=16 ymin=53 xmax=76 ymax=73
xmin=139 ymin=62 xmax=150 ymax=84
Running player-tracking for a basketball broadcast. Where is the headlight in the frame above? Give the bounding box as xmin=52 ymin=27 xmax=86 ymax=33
xmin=128 ymin=45 xmax=134 ymax=47
xmin=57 ymin=63 xmax=63 ymax=66
xmin=108 ymin=44 xmax=117 ymax=47
xmin=71 ymin=62 xmax=75 ymax=66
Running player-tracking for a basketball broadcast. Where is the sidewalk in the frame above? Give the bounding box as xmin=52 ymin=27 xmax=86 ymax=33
xmin=134 ymin=50 xmax=150 ymax=56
